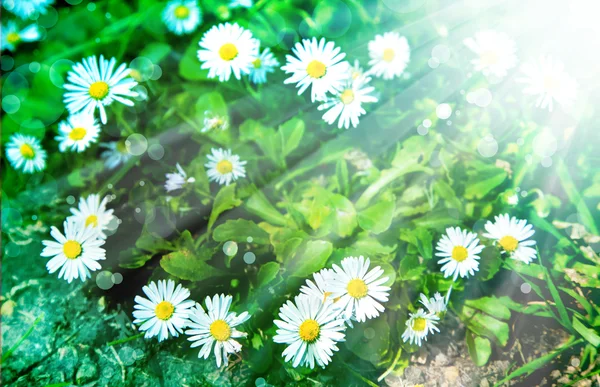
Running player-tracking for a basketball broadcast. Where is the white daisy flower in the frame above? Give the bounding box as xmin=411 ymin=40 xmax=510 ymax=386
xmin=3 ymin=0 xmax=53 ymax=20
xmin=162 ymin=0 xmax=202 ymax=36
xmin=401 ymin=308 xmax=440 ymax=347
xmin=197 ymin=22 xmax=259 ymax=82
xmin=300 ymin=268 xmax=336 ymax=302
xmin=249 ymin=47 xmax=279 ymax=84
xmin=55 ymin=112 xmax=101 ymax=153
xmin=483 ymin=214 xmax=537 ymax=264
xmin=1 ymin=21 xmax=41 ymax=52
xmin=201 ymin=111 xmax=229 ymax=133
xmin=100 ymin=141 xmax=131 ymax=170
xmin=229 ymin=0 xmax=252 ymax=8
xmin=5 ymin=133 xmax=46 ymax=174
xmin=41 ymin=220 xmax=105 ymax=283
xmin=185 ymin=294 xmax=251 ymax=368
xmin=463 ymin=30 xmax=517 ymax=78
xmin=518 ymin=56 xmax=577 ymax=112
xmin=436 ymin=227 xmax=484 ymax=281
xmin=165 ymin=163 xmax=196 ymax=192
xmin=281 ymin=37 xmax=349 ymax=102
xmin=205 ymin=148 xmax=247 ymax=186
xmin=318 ymin=75 xmax=378 ymax=129
xmin=133 ymin=279 xmax=195 ymax=342
xmin=419 ymin=292 xmax=447 ymax=316
xmin=329 ymin=256 xmax=391 ymax=323
xmin=273 ymin=294 xmax=346 ymax=369
xmin=67 ymin=194 xmax=115 ymax=240
xmin=368 ymin=32 xmax=410 ymax=80
xmin=63 ymin=55 xmax=138 ymax=124
xmin=347 ymin=59 xmax=365 ymax=81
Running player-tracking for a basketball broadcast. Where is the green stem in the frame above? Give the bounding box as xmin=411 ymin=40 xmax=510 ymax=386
xmin=377 ymin=346 xmax=403 ymax=382
xmin=107 ymin=332 xmax=144 ymax=346
xmin=343 ymin=363 xmax=379 ymax=387
xmin=1 ymin=314 xmax=44 ymax=363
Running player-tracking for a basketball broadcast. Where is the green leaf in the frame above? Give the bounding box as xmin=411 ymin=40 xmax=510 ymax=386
xmin=118 ymin=250 xmax=153 ymax=269
xmin=399 ymin=255 xmax=425 ymax=281
xmin=286 ymin=240 xmax=333 ymax=278
xmin=399 ymin=228 xmax=433 ymax=260
xmin=345 ymin=317 xmax=390 ymax=364
xmin=135 ymin=232 xmax=173 ymax=253
xmin=464 ymin=163 xmax=507 ymax=199
xmin=330 ymin=194 xmax=357 ymax=238
xmin=195 ymin=91 xmax=227 ymax=117
xmin=464 ymin=297 xmax=511 ymax=320
xmin=358 ymin=198 xmax=395 ymax=234
xmin=160 ymin=249 xmax=225 ymax=281
xmin=213 ymin=219 xmax=270 ymax=245
xmin=278 ymin=117 xmax=304 ymax=157
xmin=573 ymin=317 xmax=600 ymax=347
xmin=462 ymin=305 xmax=509 ymax=346
xmin=477 ymin=246 xmax=502 ymax=281
xmin=208 ymin=184 xmax=242 ymax=231
xmin=557 ymin=160 xmax=598 ymax=234
xmin=257 ymin=262 xmax=280 ymax=288
xmin=179 ymin=32 xmax=214 ymax=81
xmin=336 ymin=158 xmax=349 ymax=196
xmin=245 ymin=189 xmax=288 ymax=226
xmin=466 ymin=331 xmax=492 ymax=366
xmin=139 ymin=42 xmax=171 ymax=64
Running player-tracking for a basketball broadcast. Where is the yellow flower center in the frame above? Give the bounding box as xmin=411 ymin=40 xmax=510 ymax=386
xmin=210 ymin=319 xmax=232 ymax=341
xmin=306 ymin=60 xmax=327 ymax=79
xmin=347 ymin=278 xmax=368 ymax=299
xmin=116 ymin=140 xmax=128 ymax=154
xmin=173 ymin=5 xmax=190 ymax=19
xmin=216 ymin=160 xmax=233 ymax=174
xmin=85 ymin=215 xmax=98 ymax=228
xmin=252 ymin=58 xmax=262 ymax=69
xmin=219 ymin=43 xmax=238 ymax=61
xmin=479 ymin=50 xmax=499 ymax=66
xmin=543 ymin=76 xmax=559 ymax=92
xmin=69 ymin=127 xmax=87 ymax=141
xmin=89 ymin=81 xmax=110 ymax=100
xmin=7 ymin=32 xmax=20 ymax=44
xmin=412 ymin=317 xmax=427 ymax=332
xmin=155 ymin=301 xmax=175 ymax=320
xmin=19 ymin=144 xmax=35 ymax=159
xmin=382 ymin=48 xmax=395 ymax=63
xmin=499 ymin=236 xmax=519 ymax=252
xmin=340 ymin=89 xmax=355 ymax=105
xmin=63 ymin=240 xmax=82 ymax=259
xmin=298 ymin=319 xmax=320 ymax=343
xmin=451 ymin=246 xmax=469 ymax=262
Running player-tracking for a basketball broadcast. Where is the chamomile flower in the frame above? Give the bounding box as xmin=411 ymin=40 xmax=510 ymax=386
xmin=5 ymin=133 xmax=46 ymax=173
xmin=165 ymin=163 xmax=196 ymax=192
xmin=347 ymin=59 xmax=365 ymax=81
xmin=483 ymin=214 xmax=537 ymax=264
xmin=205 ymin=148 xmax=247 ymax=186
xmin=318 ymin=75 xmax=378 ymax=129
xmin=55 ymin=112 xmax=101 ymax=153
xmin=436 ymin=227 xmax=483 ymax=281
xmin=201 ymin=111 xmax=229 ymax=133
xmin=419 ymin=292 xmax=447 ymax=316
xmin=518 ymin=56 xmax=577 ymax=112
xmin=197 ymin=22 xmax=259 ymax=82
xmin=100 ymin=141 xmax=131 ymax=169
xmin=1 ymin=21 xmax=41 ymax=52
xmin=281 ymin=37 xmax=349 ymax=102
xmin=3 ymin=0 xmax=53 ymax=20
xmin=401 ymin=309 xmax=440 ymax=347
xmin=300 ymin=268 xmax=336 ymax=302
xmin=329 ymin=256 xmax=391 ymax=323
xmin=229 ymin=0 xmax=252 ymax=8
xmin=249 ymin=47 xmax=279 ymax=84
xmin=41 ymin=220 xmax=105 ymax=283
xmin=185 ymin=294 xmax=251 ymax=368
xmin=162 ymin=0 xmax=202 ymax=36
xmin=67 ymin=194 xmax=115 ymax=239
xmin=63 ymin=55 xmax=138 ymax=124
xmin=368 ymin=32 xmax=410 ymax=80
xmin=273 ymin=294 xmax=346 ymax=369
xmin=463 ymin=30 xmax=517 ymax=78
xmin=133 ymin=280 xmax=195 ymax=342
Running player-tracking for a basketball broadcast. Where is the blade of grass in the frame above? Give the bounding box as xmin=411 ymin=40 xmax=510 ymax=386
xmin=556 ymin=160 xmax=598 ymax=234
xmin=538 ymin=250 xmax=572 ymax=331
xmin=1 ymin=314 xmax=44 ymax=364
xmin=107 ymin=332 xmax=145 ymax=346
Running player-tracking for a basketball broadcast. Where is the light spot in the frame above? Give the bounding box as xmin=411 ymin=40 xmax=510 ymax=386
xmin=219 ymin=43 xmax=238 ymax=61
xmin=382 ymin=48 xmax=395 ymax=62
xmin=340 ymin=89 xmax=355 ymax=105
xmin=412 ymin=317 xmax=426 ymax=332
xmin=63 ymin=240 xmax=82 ymax=259
xmin=451 ymin=246 xmax=469 ymax=262
xmin=347 ymin=278 xmax=368 ymax=299
xmin=216 ymin=160 xmax=233 ymax=174
xmin=298 ymin=319 xmax=320 ymax=342
xmin=85 ymin=215 xmax=98 ymax=227
xmin=306 ymin=60 xmax=326 ymax=78
xmin=210 ymin=319 xmax=231 ymax=341
xmin=436 ymin=103 xmax=452 ymax=119
xmin=173 ymin=5 xmax=190 ymax=19
xmin=69 ymin=127 xmax=87 ymax=141
xmin=499 ymin=236 xmax=518 ymax=252
xmin=252 ymin=58 xmax=262 ymax=69
xmin=89 ymin=81 xmax=109 ymax=100
xmin=19 ymin=144 xmax=35 ymax=159
xmin=155 ymin=301 xmax=174 ymax=320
